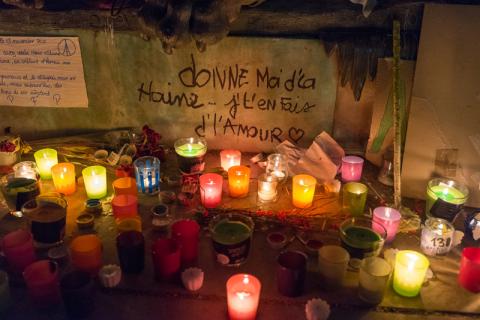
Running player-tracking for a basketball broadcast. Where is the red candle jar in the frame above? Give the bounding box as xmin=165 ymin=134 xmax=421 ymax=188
xmin=151 ymin=238 xmax=181 ymax=281
xmin=2 ymin=229 xmax=36 ymax=272
xmin=111 ymin=194 xmax=138 ymax=219
xmin=459 ymin=247 xmax=480 ymax=292
xmin=70 ymin=234 xmax=102 ymax=276
xmin=171 ymin=219 xmax=200 ymax=266
xmin=112 ymin=177 xmax=137 ymax=196
xmin=199 ymin=173 xmax=223 ymax=208
xmin=226 ymin=274 xmax=262 ymax=320
xmin=23 ymin=260 xmax=61 ymax=308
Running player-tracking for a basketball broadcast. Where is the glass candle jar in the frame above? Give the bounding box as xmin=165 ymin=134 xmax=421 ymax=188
xmin=82 ymin=166 xmax=107 ymax=199
xmin=358 ymin=257 xmax=391 ymax=304
xmin=51 ymin=163 xmax=76 ymax=195
xmin=342 ymin=182 xmax=368 ymax=216
xmin=0 ymin=172 xmax=40 ymax=217
xmin=292 ymin=174 xmax=317 ymax=208
xmin=318 ymin=245 xmax=350 ymax=289
xmin=421 ymin=217 xmax=454 ymax=256
xmin=228 ymin=166 xmax=251 ymax=198
xmin=266 ymin=154 xmax=288 ymax=183
xmin=425 ymin=178 xmax=468 ymax=222
xmin=459 ymin=247 xmax=480 ymax=293
xmin=339 ymin=217 xmax=386 ymax=260
xmin=34 ymin=148 xmax=58 ymax=180
xmin=199 ymin=173 xmax=223 ymax=208
xmin=112 ymin=177 xmax=137 ymax=196
xmin=226 ymin=274 xmax=261 ymax=320
xmin=220 ymin=150 xmax=241 ymax=172
xmin=70 ymin=234 xmax=103 ymax=276
xmin=174 ymin=137 xmax=207 ymax=174
xmin=134 ymin=156 xmax=160 ymax=195
xmin=393 ymin=250 xmax=429 ymax=297
xmin=209 ymin=213 xmax=254 ymax=267
xmin=372 ymin=206 xmax=401 ymax=243
xmin=13 ymin=161 xmax=39 ymax=180
xmin=341 ymin=156 xmax=364 ymax=182
xmin=257 ymin=174 xmax=278 ymax=203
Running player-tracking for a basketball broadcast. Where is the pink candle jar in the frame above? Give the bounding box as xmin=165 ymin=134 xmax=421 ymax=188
xmin=199 ymin=173 xmax=223 ymax=208
xmin=23 ymin=260 xmax=61 ymax=308
xmin=459 ymin=247 xmax=480 ymax=293
xmin=341 ymin=156 xmax=364 ymax=182
xmin=372 ymin=207 xmax=401 ymax=243
xmin=111 ymin=194 xmax=138 ymax=219
xmin=220 ymin=150 xmax=242 ymax=171
xmin=2 ymin=229 xmax=36 ymax=272
xmin=226 ymin=274 xmax=262 ymax=320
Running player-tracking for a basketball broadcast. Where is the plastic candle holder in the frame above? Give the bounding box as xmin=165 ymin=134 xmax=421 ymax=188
xmin=171 ymin=219 xmax=200 ymax=266
xmin=226 ymin=274 xmax=261 ymax=320
xmin=358 ymin=257 xmax=391 ymax=305
xmin=23 ymin=260 xmax=61 ymax=308
xmin=420 ymin=217 xmax=454 ymax=256
xmin=13 ymin=161 xmax=39 ymax=180
xmin=341 ymin=156 xmax=364 ymax=182
xmin=116 ymin=216 xmax=142 ymax=233
xmin=34 ymin=148 xmax=58 ymax=180
xmin=111 ymin=194 xmax=138 ymax=219
xmin=339 ymin=217 xmax=386 ymax=260
xmin=51 ymin=163 xmax=76 ymax=195
xmin=318 ymin=245 xmax=349 ymax=289
xmin=257 ymin=174 xmax=278 ymax=203
xmin=266 ymin=154 xmax=288 ymax=183
xmin=393 ymin=250 xmax=429 ymax=297
xmin=458 ymin=247 xmax=480 ymax=292
xmin=372 ymin=207 xmax=401 ymax=243
xmin=112 ymin=177 xmax=138 ymax=196
xmin=425 ymin=178 xmax=468 ymax=222
xmin=134 ymin=156 xmax=160 ymax=195
xmin=174 ymin=137 xmax=207 ymax=174
xmin=199 ymin=173 xmax=223 ymax=208
xmin=70 ymin=234 xmax=103 ymax=276
xmin=82 ymin=166 xmax=107 ymax=199
xmin=228 ymin=165 xmax=251 ymax=198
xmin=220 ymin=150 xmax=242 ymax=171
xmin=342 ymin=182 xmax=368 ymax=216
xmin=151 ymin=238 xmax=181 ymax=281
xmin=1 ymin=229 xmax=36 ymax=273
xmin=292 ymin=174 xmax=317 ymax=208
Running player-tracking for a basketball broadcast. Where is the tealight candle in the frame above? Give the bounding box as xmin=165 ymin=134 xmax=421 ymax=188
xmin=226 ymin=274 xmax=261 ymax=320
xmin=51 ymin=163 xmax=76 ymax=195
xmin=199 ymin=173 xmax=223 ymax=208
xmin=425 ymin=178 xmax=468 ymax=221
xmin=13 ymin=161 xmax=39 ymax=180
xmin=82 ymin=166 xmax=107 ymax=199
xmin=174 ymin=137 xmax=207 ymax=174
xmin=257 ymin=173 xmax=278 ymax=203
xmin=34 ymin=148 xmax=58 ymax=180
xmin=342 ymin=182 xmax=368 ymax=216
xmin=292 ymin=174 xmax=316 ymax=208
xmin=372 ymin=207 xmax=401 ymax=243
xmin=228 ymin=165 xmax=251 ymax=198
xmin=341 ymin=156 xmax=364 ymax=182
xmin=266 ymin=154 xmax=288 ymax=182
xmin=220 ymin=150 xmax=242 ymax=171
xmin=393 ymin=250 xmax=429 ymax=297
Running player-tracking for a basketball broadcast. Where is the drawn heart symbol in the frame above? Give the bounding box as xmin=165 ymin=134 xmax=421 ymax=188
xmin=288 ymin=127 xmax=305 ymax=144
xmin=53 ymin=94 xmax=61 ymax=105
xmin=31 ymin=96 xmax=38 ymax=105
xmin=6 ymin=95 xmax=14 ymax=104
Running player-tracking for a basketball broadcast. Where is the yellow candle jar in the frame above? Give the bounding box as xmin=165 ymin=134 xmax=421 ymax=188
xmin=82 ymin=166 xmax=107 ymax=199
xmin=228 ymin=165 xmax=251 ymax=198
xmin=292 ymin=174 xmax=317 ymax=208
xmin=34 ymin=148 xmax=58 ymax=180
xmin=51 ymin=163 xmax=76 ymax=195
xmin=393 ymin=250 xmax=429 ymax=297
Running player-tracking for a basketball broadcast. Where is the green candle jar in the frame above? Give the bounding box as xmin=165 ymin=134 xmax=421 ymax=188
xmin=209 ymin=213 xmax=254 ymax=267
xmin=339 ymin=217 xmax=386 ymax=260
xmin=174 ymin=137 xmax=207 ymax=174
xmin=342 ymin=182 xmax=368 ymax=216
xmin=425 ymin=178 xmax=468 ymax=222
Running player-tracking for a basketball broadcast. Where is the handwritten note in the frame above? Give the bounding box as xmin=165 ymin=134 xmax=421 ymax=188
xmin=0 ymin=36 xmax=88 ymax=108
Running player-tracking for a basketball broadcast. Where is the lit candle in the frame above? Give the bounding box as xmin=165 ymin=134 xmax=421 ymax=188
xmin=228 ymin=166 xmax=251 ymax=198
xmin=174 ymin=137 xmax=207 ymax=174
xmin=82 ymin=166 xmax=107 ymax=199
xmin=341 ymin=156 xmax=364 ymax=182
xmin=420 ymin=217 xmax=454 ymax=256
xmin=292 ymin=174 xmax=316 ymax=208
xmin=13 ymin=161 xmax=39 ymax=180
xmin=266 ymin=154 xmax=288 ymax=183
xmin=133 ymin=156 xmax=160 ymax=195
xmin=220 ymin=150 xmax=242 ymax=171
xmin=393 ymin=250 xmax=429 ymax=297
xmin=34 ymin=148 xmax=58 ymax=180
xmin=342 ymin=182 xmax=368 ymax=216
xmin=51 ymin=163 xmax=76 ymax=195
xmin=257 ymin=174 xmax=278 ymax=203
xmin=425 ymin=178 xmax=468 ymax=221
xmin=372 ymin=207 xmax=401 ymax=243
xmin=226 ymin=274 xmax=261 ymax=320
xmin=199 ymin=173 xmax=223 ymax=208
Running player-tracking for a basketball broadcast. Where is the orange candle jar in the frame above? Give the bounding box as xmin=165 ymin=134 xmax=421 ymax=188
xmin=228 ymin=166 xmax=251 ymax=198
xmin=292 ymin=174 xmax=317 ymax=208
xmin=70 ymin=234 xmax=102 ymax=275
xmin=51 ymin=163 xmax=76 ymax=195
xmin=112 ymin=177 xmax=137 ymax=196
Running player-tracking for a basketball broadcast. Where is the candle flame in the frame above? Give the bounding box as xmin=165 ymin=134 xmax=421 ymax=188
xmin=236 ymin=291 xmax=251 ymax=300
xmin=406 ymin=252 xmax=418 ymax=271
xmin=187 ymin=144 xmax=192 ymax=152
xmin=243 ymin=275 xmax=250 ymax=285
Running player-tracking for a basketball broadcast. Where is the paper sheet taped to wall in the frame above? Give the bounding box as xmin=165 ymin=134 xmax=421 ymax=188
xmin=0 ymin=36 xmax=88 ymax=108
